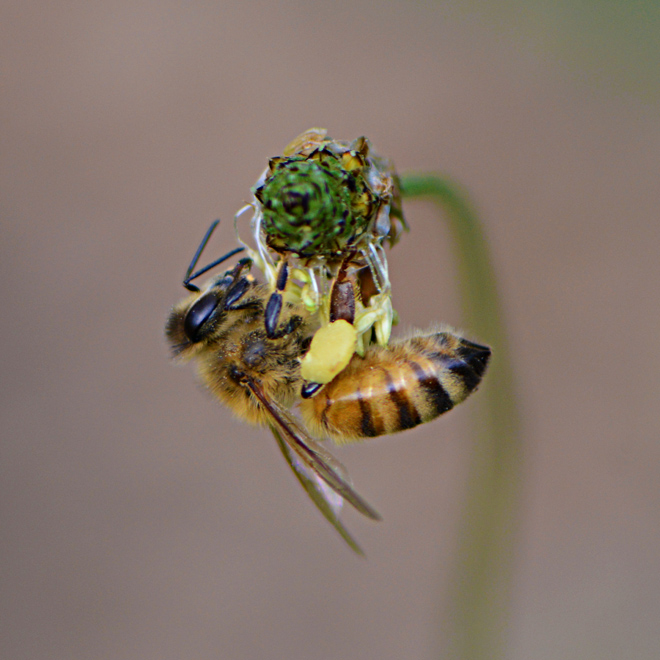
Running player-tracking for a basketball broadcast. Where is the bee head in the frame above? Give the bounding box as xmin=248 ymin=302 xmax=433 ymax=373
xmin=166 ymin=265 xmax=254 ymax=358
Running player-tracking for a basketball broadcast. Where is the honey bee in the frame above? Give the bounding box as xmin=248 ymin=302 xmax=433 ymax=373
xmin=166 ymin=226 xmax=490 ymax=552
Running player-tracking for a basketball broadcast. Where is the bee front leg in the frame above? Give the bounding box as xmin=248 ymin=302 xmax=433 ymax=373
xmin=223 ymin=258 xmax=257 ymax=310
xmin=265 ymin=259 xmax=290 ymax=339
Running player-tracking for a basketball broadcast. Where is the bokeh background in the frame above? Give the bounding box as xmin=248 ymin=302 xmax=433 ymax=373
xmin=2 ymin=1 xmax=659 ymax=659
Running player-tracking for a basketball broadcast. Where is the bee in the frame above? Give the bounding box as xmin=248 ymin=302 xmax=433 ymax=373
xmin=166 ymin=226 xmax=490 ymax=553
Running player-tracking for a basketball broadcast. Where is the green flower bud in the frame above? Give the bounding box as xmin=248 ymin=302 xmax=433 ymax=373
xmin=254 ymin=154 xmax=370 ymax=257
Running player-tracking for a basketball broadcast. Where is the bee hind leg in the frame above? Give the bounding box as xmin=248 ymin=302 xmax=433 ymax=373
xmin=329 ymin=254 xmax=357 ymax=324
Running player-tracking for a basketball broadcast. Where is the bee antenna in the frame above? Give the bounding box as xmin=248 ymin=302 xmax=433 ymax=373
xmin=183 ymin=219 xmax=245 ymax=291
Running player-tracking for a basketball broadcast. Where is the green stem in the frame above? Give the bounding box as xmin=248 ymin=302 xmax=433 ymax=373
xmin=400 ymin=174 xmax=523 ymax=660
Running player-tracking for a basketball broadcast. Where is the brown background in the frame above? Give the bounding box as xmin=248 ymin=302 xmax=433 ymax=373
xmin=2 ymin=2 xmax=659 ymax=659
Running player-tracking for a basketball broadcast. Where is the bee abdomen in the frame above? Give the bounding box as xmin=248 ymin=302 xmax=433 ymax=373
xmin=301 ymin=331 xmax=490 ymax=443
xmin=415 ymin=333 xmax=491 ymax=406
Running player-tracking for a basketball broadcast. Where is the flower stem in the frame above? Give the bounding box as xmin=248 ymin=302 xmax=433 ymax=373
xmin=400 ymin=174 xmax=523 ymax=660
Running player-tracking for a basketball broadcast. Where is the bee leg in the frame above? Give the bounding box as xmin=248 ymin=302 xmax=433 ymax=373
xmin=224 ymin=276 xmax=251 ymax=308
xmin=329 ymin=255 xmax=357 ymax=324
xmin=227 ymin=256 xmax=253 ymax=278
xmin=264 ymin=294 xmax=282 ymax=338
xmin=265 ymin=259 xmax=290 ymax=338
xmin=267 ymin=313 xmax=302 ymax=340
xmin=222 ymin=258 xmax=256 ymax=310
xmin=300 ymin=381 xmax=324 ymax=399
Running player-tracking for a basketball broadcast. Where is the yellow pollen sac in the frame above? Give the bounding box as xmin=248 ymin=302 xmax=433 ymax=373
xmin=300 ymin=320 xmax=357 ymax=384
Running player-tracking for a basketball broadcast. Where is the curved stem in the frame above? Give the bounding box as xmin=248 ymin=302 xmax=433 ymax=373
xmin=400 ymin=174 xmax=523 ymax=660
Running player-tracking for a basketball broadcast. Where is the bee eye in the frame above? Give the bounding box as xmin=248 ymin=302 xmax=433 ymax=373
xmin=184 ymin=292 xmax=220 ymax=342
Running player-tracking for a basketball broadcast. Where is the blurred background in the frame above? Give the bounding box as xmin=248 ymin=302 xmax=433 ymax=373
xmin=2 ymin=1 xmax=658 ymax=659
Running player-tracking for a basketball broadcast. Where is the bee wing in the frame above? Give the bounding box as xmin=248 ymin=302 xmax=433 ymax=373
xmin=245 ymin=379 xmax=382 ymax=522
xmin=270 ymin=426 xmax=365 ymax=555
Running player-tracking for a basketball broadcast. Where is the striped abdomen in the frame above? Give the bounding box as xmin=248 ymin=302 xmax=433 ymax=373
xmin=299 ymin=331 xmax=490 ymax=444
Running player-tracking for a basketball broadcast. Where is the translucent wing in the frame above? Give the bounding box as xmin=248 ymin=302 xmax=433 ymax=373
xmin=247 ymin=379 xmax=381 ymax=520
xmin=270 ymin=426 xmax=364 ymax=555
xmin=245 ymin=379 xmax=381 ymax=550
